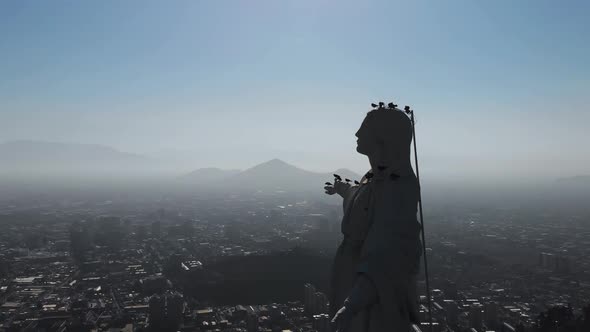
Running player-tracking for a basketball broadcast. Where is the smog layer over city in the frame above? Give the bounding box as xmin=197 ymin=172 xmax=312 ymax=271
xmin=1 ymin=1 xmax=589 ymax=332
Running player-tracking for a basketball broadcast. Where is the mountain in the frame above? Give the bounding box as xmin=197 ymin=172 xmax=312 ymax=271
xmin=0 ymin=140 xmax=154 ymax=174
xmin=556 ymin=175 xmax=590 ymax=184
xmin=333 ymin=168 xmax=366 ymax=182
xmin=182 ymin=158 xmax=363 ymax=192
xmin=227 ymin=158 xmax=321 ymax=191
xmin=0 ymin=140 xmax=363 ymax=192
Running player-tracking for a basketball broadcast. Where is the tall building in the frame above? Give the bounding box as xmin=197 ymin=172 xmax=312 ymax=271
xmin=164 ymin=253 xmax=184 ymax=276
xmin=539 ymin=252 xmax=556 ymax=269
xmin=69 ymin=221 xmax=92 ymax=261
xmin=540 ymin=252 xmax=572 ymax=273
xmin=556 ymin=255 xmax=572 ymax=273
xmin=312 ymin=314 xmax=331 ymax=332
xmin=148 ymin=292 xmax=184 ymax=330
xmin=166 ymin=292 xmax=184 ymax=329
xmin=304 ymin=283 xmax=316 ymax=314
xmin=148 ymin=295 xmax=165 ymax=329
xmin=96 ymin=216 xmax=125 ymax=249
xmin=443 ymin=299 xmax=458 ymax=326
xmin=246 ymin=313 xmax=258 ymax=332
xmin=443 ymin=280 xmax=458 ymax=300
xmin=314 ymin=291 xmax=329 ymax=315
xmin=484 ymin=302 xmax=499 ymax=328
xmin=469 ymin=303 xmax=483 ymax=331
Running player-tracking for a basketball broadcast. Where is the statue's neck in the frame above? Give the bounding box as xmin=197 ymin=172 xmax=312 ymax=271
xmin=368 ymin=156 xmax=413 ymax=177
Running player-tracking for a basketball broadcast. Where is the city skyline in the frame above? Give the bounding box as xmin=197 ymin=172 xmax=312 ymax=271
xmin=2 ymin=2 xmax=590 ymax=331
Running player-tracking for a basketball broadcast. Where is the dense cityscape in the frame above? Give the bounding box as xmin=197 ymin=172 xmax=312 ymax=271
xmin=3 ymin=1 xmax=589 ymax=331
xmin=1 ymin=179 xmax=589 ymax=332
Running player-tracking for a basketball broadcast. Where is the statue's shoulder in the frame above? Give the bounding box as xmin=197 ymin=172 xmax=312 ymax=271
xmin=394 ymin=174 xmax=419 ymax=192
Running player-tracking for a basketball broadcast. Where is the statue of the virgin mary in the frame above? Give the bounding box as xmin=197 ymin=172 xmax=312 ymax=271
xmin=324 ymin=106 xmax=423 ymax=332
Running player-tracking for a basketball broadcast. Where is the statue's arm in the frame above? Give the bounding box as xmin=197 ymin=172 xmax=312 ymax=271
xmin=340 ymin=184 xmax=357 ymax=213
xmin=331 ymin=273 xmax=378 ymax=330
xmin=333 ymin=180 xmax=358 ymax=199
xmin=342 ymin=273 xmax=378 ymax=314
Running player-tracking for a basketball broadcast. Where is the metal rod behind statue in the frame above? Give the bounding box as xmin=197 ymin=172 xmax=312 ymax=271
xmin=404 ymin=105 xmax=434 ymax=332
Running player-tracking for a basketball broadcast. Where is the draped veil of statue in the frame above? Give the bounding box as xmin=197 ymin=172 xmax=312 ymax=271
xmin=327 ymin=107 xmax=422 ymax=332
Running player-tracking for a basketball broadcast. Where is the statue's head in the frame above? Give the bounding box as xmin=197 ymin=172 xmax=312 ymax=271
xmin=355 ymin=108 xmax=413 ymax=169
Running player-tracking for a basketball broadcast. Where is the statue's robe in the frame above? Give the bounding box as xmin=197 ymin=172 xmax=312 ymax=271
xmin=329 ymin=170 xmax=422 ymax=332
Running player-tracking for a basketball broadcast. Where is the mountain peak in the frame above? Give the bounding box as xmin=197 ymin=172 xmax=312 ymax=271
xmin=243 ymin=158 xmax=299 ymax=172
xmin=263 ymin=158 xmax=289 ymax=166
xmin=183 ymin=159 xmax=363 ymax=192
xmin=332 ymin=168 xmax=364 ymax=181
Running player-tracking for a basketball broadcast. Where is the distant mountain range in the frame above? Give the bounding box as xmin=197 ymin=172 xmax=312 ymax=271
xmin=0 ymin=140 xmax=154 ymax=174
xmin=0 ymin=141 xmax=363 ymax=191
xmin=4 ymin=140 xmax=590 ymax=191
xmin=181 ymin=158 xmax=362 ymax=192
xmin=556 ymin=175 xmax=590 ymax=184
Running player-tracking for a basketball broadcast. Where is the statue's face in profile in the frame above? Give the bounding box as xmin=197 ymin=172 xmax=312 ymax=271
xmin=355 ymin=122 xmax=374 ymax=156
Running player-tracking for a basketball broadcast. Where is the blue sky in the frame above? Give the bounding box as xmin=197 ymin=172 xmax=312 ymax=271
xmin=1 ymin=0 xmax=588 ymax=179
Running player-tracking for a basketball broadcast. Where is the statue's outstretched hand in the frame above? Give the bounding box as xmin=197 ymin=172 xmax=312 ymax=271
xmin=324 ymin=182 xmax=337 ymax=195
xmin=331 ymin=305 xmax=353 ymax=332
xmin=324 ymin=181 xmax=351 ymax=196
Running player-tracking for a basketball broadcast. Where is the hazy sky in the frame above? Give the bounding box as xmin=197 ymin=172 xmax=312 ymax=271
xmin=1 ymin=0 xmax=589 ymax=179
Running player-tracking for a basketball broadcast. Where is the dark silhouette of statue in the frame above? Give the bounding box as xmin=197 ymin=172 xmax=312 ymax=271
xmin=324 ymin=107 xmax=422 ymax=332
